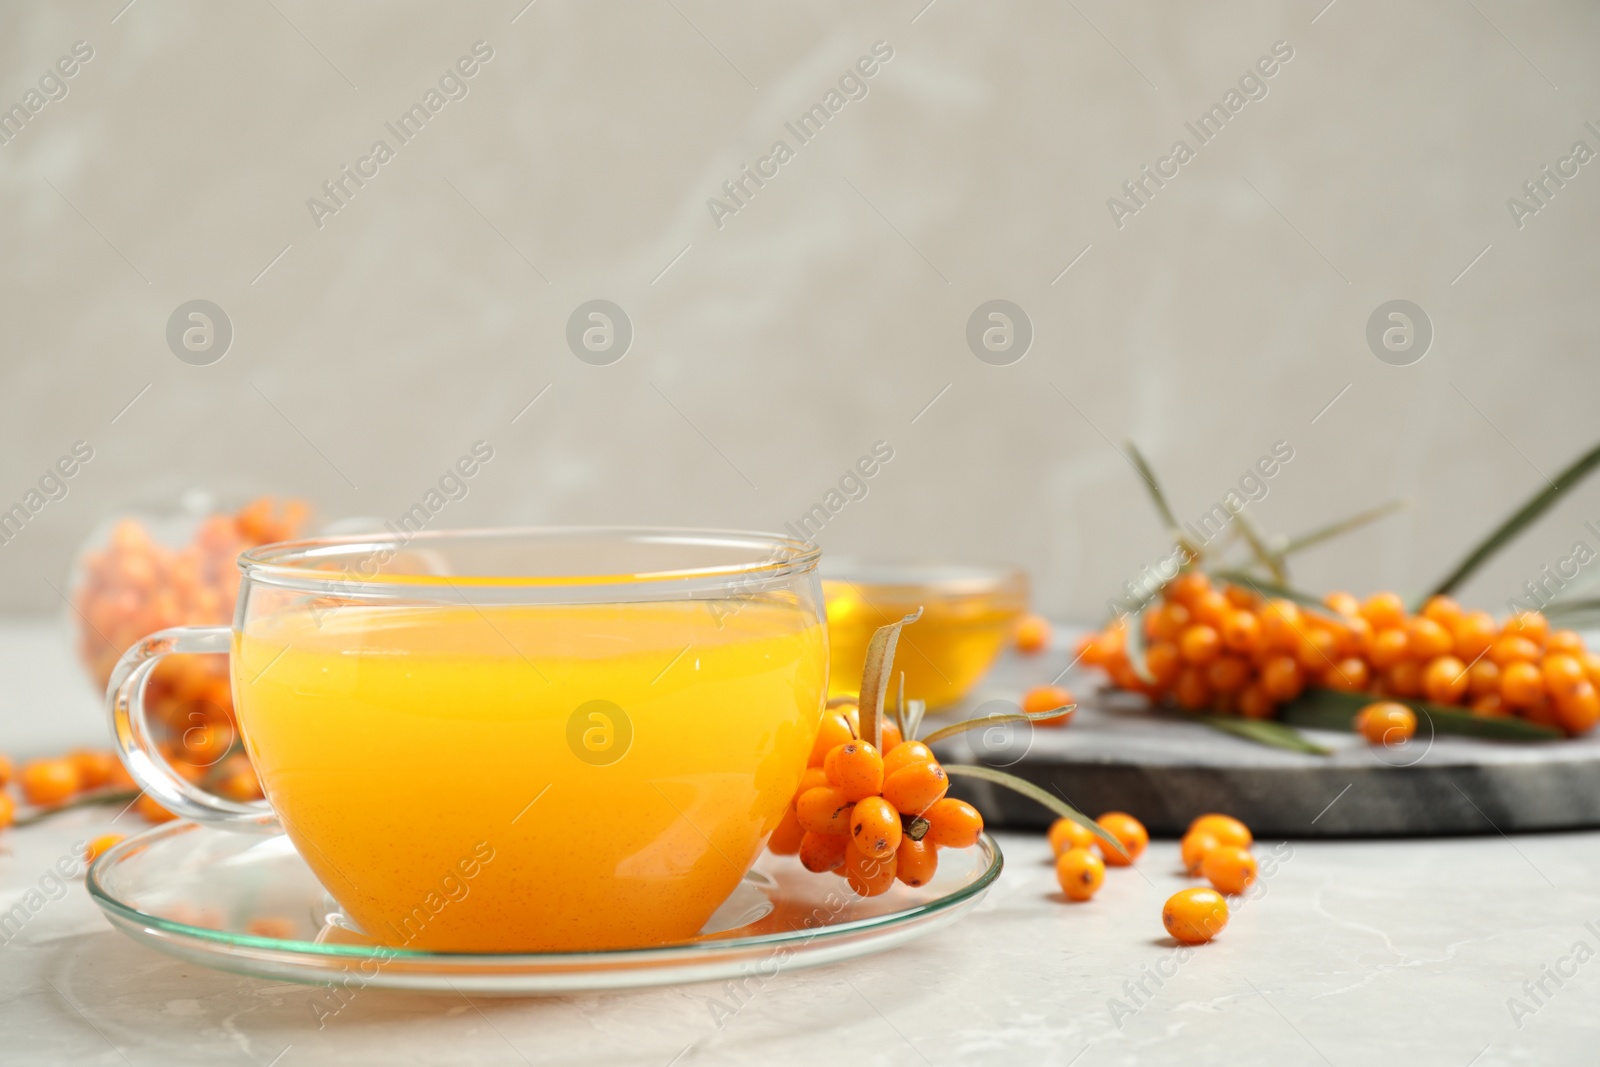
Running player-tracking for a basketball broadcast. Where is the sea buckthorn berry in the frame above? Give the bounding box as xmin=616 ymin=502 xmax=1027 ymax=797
xmin=799 ymin=831 xmax=850 ymax=873
xmin=1055 ymin=847 xmax=1106 ymax=901
xmin=1223 ymin=584 xmax=1259 ymax=610
xmin=1406 ymin=617 xmax=1454 ymax=660
xmin=1295 ymin=629 xmax=1338 ymax=673
xmin=882 ymin=761 xmax=949 ymax=816
xmin=1542 ymin=654 xmax=1586 ymax=697
xmin=1490 ymin=635 xmax=1541 ymax=667
xmin=1191 ymin=590 xmax=1231 ymax=628
xmin=1355 ymin=701 xmax=1417 ymax=745
xmin=136 ymin=794 xmax=178 ymax=824
xmin=1096 ymin=812 xmax=1148 ymax=867
xmin=1022 ymin=684 xmax=1075 ymax=727
xmin=845 ymin=844 xmax=897 ymax=897
xmin=68 ymin=750 xmax=118 ymax=791
xmin=1187 ymin=813 xmax=1252 ymax=849
xmin=0 ymin=753 xmax=11 ymax=789
xmin=1238 ymin=684 xmax=1275 ymax=720
xmin=879 ymin=721 xmax=904 ymax=753
xmin=1523 ymin=694 xmax=1560 ymax=728
xmin=796 ymin=786 xmax=855 ymax=835
xmin=882 ymin=741 xmax=935 ymax=779
xmin=1420 ymin=594 xmax=1463 ymax=628
xmin=1173 ymin=668 xmax=1212 ymax=711
xmin=1555 ymin=681 xmax=1600 ymax=735
xmin=1452 ymin=611 xmax=1498 ymax=660
xmin=1150 ymin=601 xmax=1192 ymax=642
xmin=924 ymin=798 xmax=984 ymax=849
xmin=1146 ymin=641 xmax=1182 ymax=687
xmin=1499 ymin=661 xmax=1545 ymax=707
xmin=1202 ymin=846 xmax=1259 ymax=895
xmin=1583 ymin=652 xmax=1600 ymax=689
xmin=1423 ymin=655 xmax=1469 ymax=705
xmin=1325 ymin=657 xmax=1370 ymax=692
xmin=1015 ymin=614 xmax=1052 ymax=655
xmin=1163 ymin=887 xmax=1229 ymax=944
xmin=799 ymin=766 xmax=830 ymax=794
xmin=1359 ymin=592 xmax=1407 ymax=630
xmin=841 ymin=703 xmax=862 ymax=737
xmin=1468 ymin=659 xmax=1501 ymax=697
xmin=1181 ymin=831 xmax=1219 ymax=875
xmin=824 ymin=741 xmax=884 ymax=802
xmin=1260 ymin=655 xmax=1304 ymax=702
xmin=1324 ymin=591 xmax=1360 ymax=617
xmin=1546 ymin=629 xmax=1586 ymax=657
xmin=0 ymin=792 xmax=13 ymax=830
xmin=896 ymin=838 xmax=939 ymax=887
xmin=1504 ymin=611 xmax=1550 ymax=646
xmin=1178 ymin=625 xmax=1222 ymax=665
xmin=84 ymin=833 xmax=126 ymax=865
xmin=1258 ymin=600 xmax=1303 ymax=649
xmin=769 ymin=805 xmax=805 ymax=855
xmin=1385 ymin=660 xmax=1424 ymax=699
xmin=20 ymin=758 xmax=81 ymax=806
xmin=850 ymin=796 xmax=904 ymax=859
xmin=1049 ymin=816 xmax=1098 ymax=856
xmin=1471 ymin=692 xmax=1508 ymax=718
xmin=1220 ymin=610 xmax=1262 ymax=654
xmin=1168 ymin=571 xmax=1211 ymax=606
xmin=1206 ymin=655 xmax=1250 ymax=694
xmin=1369 ymin=629 xmax=1409 ymax=669
xmin=1076 ymin=632 xmax=1103 ymax=667
xmin=808 ymin=711 xmax=856 ymax=767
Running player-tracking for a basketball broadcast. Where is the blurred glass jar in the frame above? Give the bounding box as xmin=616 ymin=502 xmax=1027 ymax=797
xmin=69 ymin=491 xmax=311 ymax=799
xmin=822 ymin=561 xmax=1028 ymax=711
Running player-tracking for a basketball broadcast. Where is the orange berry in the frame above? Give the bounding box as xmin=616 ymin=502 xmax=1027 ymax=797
xmin=824 ymin=741 xmax=884 ymax=802
xmin=1406 ymin=617 xmax=1454 ymax=660
xmin=1258 ymin=600 xmax=1303 ymax=649
xmin=1543 ymin=654 xmax=1586 ymax=696
xmin=1015 ymin=614 xmax=1052 ymax=655
xmin=1421 ymin=595 xmax=1464 ymax=629
xmin=1223 ymin=584 xmax=1260 ymax=610
xmin=1055 ymin=847 xmax=1106 ymax=901
xmin=1202 ymin=845 xmax=1259 ymax=894
xmin=1423 ymin=655 xmax=1469 ymax=705
xmin=1191 ymin=590 xmax=1231 ymax=628
xmin=1181 ymin=831 xmax=1219 ymax=875
xmin=1500 ymin=661 xmax=1545 ymax=707
xmin=796 ymin=786 xmax=855 ymax=835
xmin=1468 ymin=659 xmax=1501 ymax=697
xmin=1259 ymin=654 xmax=1304 ymax=702
xmin=1490 ymin=635 xmax=1542 ymax=667
xmin=769 ymin=805 xmax=805 ymax=855
xmin=1049 ymin=817 xmax=1098 ymax=856
xmin=1178 ymin=625 xmax=1222 ymax=665
xmin=1146 ymin=641 xmax=1182 ymax=687
xmin=1238 ymin=684 xmax=1275 ymax=719
xmin=1452 ymin=611 xmax=1498 ymax=660
xmin=0 ymin=753 xmax=11 ymax=789
xmin=1022 ymin=684 xmax=1075 ymax=727
xmin=1325 ymin=656 xmax=1370 ymax=692
xmin=1149 ymin=602 xmax=1191 ymax=642
xmin=1323 ymin=591 xmax=1360 ymax=617
xmin=1546 ymin=629 xmax=1586 ymax=657
xmin=881 ymin=761 xmax=949 ymax=817
xmin=1187 ymin=813 xmax=1253 ymax=849
xmin=84 ymin=833 xmax=126 ymax=865
xmin=799 ymin=830 xmax=850 ymax=873
xmin=1385 ymin=660 xmax=1424 ymax=698
xmin=1096 ymin=812 xmax=1148 ymax=866
xmin=20 ymin=758 xmax=81 ymax=806
xmin=844 ymin=844 xmax=897 ymax=896
xmin=808 ymin=711 xmax=855 ymax=767
xmin=1359 ymin=592 xmax=1407 ymax=630
xmin=896 ymin=838 xmax=939 ymax=887
xmin=1220 ymin=611 xmax=1262 ymax=654
xmin=136 ymin=793 xmax=178 ymax=824
xmin=1342 ymin=615 xmax=1374 ymax=656
xmin=1294 ymin=629 xmax=1338 ymax=673
xmin=923 ymin=798 xmax=984 ymax=849
xmin=0 ymin=792 xmax=13 ymax=830
xmin=850 ymin=796 xmax=904 ymax=859
xmin=68 ymin=750 xmax=118 ymax=791
xmin=1173 ymin=667 xmax=1212 ymax=710
xmin=799 ymin=766 xmax=830 ymax=794
xmin=1582 ymin=651 xmax=1600 ymax=689
xmin=1167 ymin=571 xmax=1211 ymax=606
xmin=1504 ymin=611 xmax=1550 ymax=646
xmin=1205 ymin=655 xmax=1250 ymax=694
xmin=882 ymin=741 xmax=935 ymax=780
xmin=1163 ymin=887 xmax=1229 ymax=944
xmin=1556 ymin=681 xmax=1600 ymax=735
xmin=1368 ymin=628 xmax=1410 ymax=669
xmin=1355 ymin=701 xmax=1416 ymax=745
xmin=1471 ymin=692 xmax=1509 ymax=717
xmin=879 ymin=721 xmax=904 ymax=753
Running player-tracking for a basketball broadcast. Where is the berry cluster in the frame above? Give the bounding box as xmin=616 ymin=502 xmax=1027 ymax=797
xmin=1078 ymin=572 xmax=1600 ymax=736
xmin=768 ymin=702 xmax=984 ymax=896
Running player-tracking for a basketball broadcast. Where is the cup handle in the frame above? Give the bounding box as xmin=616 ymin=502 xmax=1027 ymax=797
xmin=107 ymin=625 xmax=278 ymax=833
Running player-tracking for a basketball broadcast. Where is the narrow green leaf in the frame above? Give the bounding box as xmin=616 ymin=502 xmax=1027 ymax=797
xmin=1196 ymin=715 xmax=1332 ymax=755
xmin=1233 ymin=511 xmax=1288 ymax=585
xmin=944 ymin=764 xmax=1128 ymax=859
xmin=1427 ymin=439 xmax=1600 ymax=601
xmin=859 ymin=609 xmax=923 ymax=751
xmin=1125 ymin=441 xmax=1202 ymax=561
xmin=14 ymin=788 xmax=139 ymax=828
xmin=1542 ymin=597 xmax=1600 ymax=621
xmin=1281 ymin=498 xmax=1411 ymax=558
xmin=1280 ymin=686 xmax=1564 ymax=741
xmin=1207 ymin=569 xmax=1344 ymax=623
xmin=919 ymin=706 xmax=1077 ymax=746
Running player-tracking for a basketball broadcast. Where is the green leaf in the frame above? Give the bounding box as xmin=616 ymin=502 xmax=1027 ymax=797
xmin=14 ymin=788 xmax=139 ymax=828
xmin=1426 ymin=439 xmax=1600 ymax=602
xmin=1542 ymin=597 xmax=1600 ymax=622
xmin=944 ymin=763 xmax=1129 ymax=859
xmin=1195 ymin=715 xmax=1332 ymax=755
xmin=1280 ymin=498 xmax=1411 ymax=558
xmin=918 ymin=706 xmax=1078 ymax=746
xmin=858 ymin=609 xmax=923 ymax=751
xmin=1125 ymin=441 xmax=1202 ymax=561
xmin=1280 ymin=686 xmax=1564 ymax=741
xmin=1207 ymin=569 xmax=1345 ymax=623
xmin=1232 ymin=511 xmax=1288 ymax=585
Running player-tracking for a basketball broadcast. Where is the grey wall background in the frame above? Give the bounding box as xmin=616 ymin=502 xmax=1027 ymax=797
xmin=3 ymin=0 xmax=1598 ymax=621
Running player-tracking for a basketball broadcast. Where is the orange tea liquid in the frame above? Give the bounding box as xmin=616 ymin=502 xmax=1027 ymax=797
xmin=232 ymin=600 xmax=825 ymax=951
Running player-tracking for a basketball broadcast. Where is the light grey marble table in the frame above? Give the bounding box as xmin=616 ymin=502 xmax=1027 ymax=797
xmin=3 ymin=619 xmax=1598 ymax=1066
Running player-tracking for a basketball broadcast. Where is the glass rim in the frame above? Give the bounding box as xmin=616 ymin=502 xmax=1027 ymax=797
xmin=236 ymin=525 xmax=822 ymax=594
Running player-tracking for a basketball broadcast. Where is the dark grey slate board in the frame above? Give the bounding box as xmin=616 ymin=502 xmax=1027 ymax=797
xmin=925 ymin=638 xmax=1600 ymax=839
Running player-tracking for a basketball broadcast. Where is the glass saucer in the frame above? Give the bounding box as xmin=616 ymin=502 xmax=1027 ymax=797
xmin=88 ymin=822 xmax=1002 ymax=994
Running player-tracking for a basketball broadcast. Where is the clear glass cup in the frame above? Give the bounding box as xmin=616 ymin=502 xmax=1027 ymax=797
xmin=107 ymin=527 xmax=828 ymax=953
